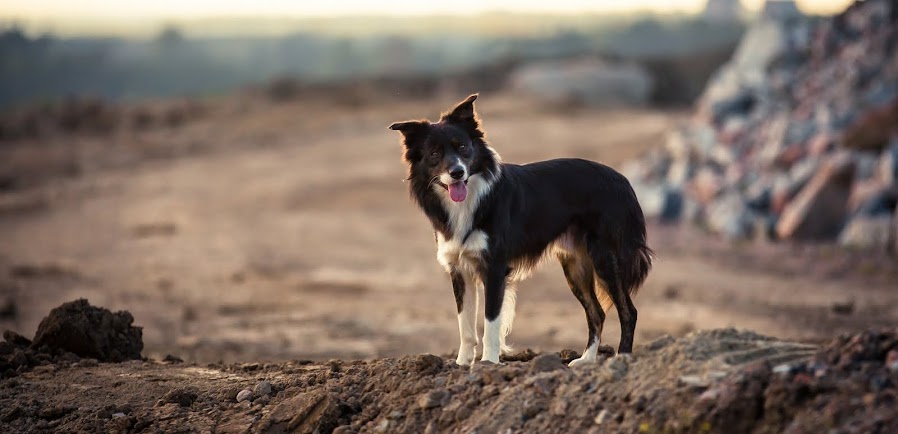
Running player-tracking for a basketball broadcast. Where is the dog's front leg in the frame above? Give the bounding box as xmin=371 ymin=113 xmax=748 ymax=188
xmin=451 ymin=269 xmax=478 ymax=366
xmin=480 ymin=261 xmax=507 ymax=364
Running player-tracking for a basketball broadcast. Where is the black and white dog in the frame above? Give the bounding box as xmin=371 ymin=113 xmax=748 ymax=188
xmin=390 ymin=94 xmax=652 ymax=366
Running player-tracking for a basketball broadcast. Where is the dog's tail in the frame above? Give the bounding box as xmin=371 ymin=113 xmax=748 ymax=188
xmin=619 ymin=238 xmax=653 ymax=296
xmin=619 ymin=186 xmax=654 ymax=295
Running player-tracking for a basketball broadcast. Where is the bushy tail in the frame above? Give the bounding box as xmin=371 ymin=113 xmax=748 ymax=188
xmin=619 ymin=240 xmax=653 ymax=295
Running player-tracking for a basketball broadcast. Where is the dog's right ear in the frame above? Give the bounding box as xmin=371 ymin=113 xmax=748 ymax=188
xmin=388 ymin=120 xmax=428 ymax=144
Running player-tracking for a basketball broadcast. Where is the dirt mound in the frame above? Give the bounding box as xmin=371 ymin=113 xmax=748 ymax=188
xmin=30 ymin=299 xmax=143 ymax=362
xmin=678 ymin=328 xmax=898 ymax=433
xmin=1 ymin=327 xmax=837 ymax=433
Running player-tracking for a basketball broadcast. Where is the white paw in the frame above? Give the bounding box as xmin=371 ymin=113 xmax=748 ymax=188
xmin=456 ymin=347 xmax=476 ymax=366
xmin=480 ymin=350 xmax=500 ymax=364
xmin=568 ymin=356 xmax=597 ymax=368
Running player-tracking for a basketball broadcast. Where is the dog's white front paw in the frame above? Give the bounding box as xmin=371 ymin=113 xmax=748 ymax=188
xmin=568 ymin=355 xmax=597 ymax=367
xmin=456 ymin=346 xmax=476 ymax=366
xmin=480 ymin=349 xmax=500 ymax=364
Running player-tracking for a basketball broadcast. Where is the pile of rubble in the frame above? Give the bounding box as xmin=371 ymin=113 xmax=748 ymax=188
xmin=625 ymin=0 xmax=898 ymax=252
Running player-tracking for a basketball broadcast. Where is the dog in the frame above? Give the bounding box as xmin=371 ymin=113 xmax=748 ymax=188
xmin=389 ymin=94 xmax=652 ymax=366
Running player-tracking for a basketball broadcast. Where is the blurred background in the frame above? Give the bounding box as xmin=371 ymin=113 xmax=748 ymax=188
xmin=0 ymin=0 xmax=896 ymax=363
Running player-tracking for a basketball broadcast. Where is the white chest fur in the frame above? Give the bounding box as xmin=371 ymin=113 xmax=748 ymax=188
xmin=436 ymin=230 xmax=488 ymax=275
xmin=433 ymin=172 xmax=494 ymax=275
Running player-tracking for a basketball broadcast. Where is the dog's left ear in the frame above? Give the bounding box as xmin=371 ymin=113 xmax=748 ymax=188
xmin=443 ymin=93 xmax=478 ymax=123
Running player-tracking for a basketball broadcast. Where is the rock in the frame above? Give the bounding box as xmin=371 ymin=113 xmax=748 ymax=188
xmin=593 ymin=409 xmax=610 ymax=425
xmin=878 ymin=140 xmax=898 ymax=184
xmin=3 ymin=330 xmax=30 ymax=347
xmin=160 ymin=388 xmax=198 ymax=407
xmin=413 ymin=354 xmax=444 ymax=375
xmin=236 ymin=389 xmax=253 ymax=403
xmin=530 ymin=354 xmax=566 ymax=373
xmin=689 ymin=167 xmax=724 ymax=204
xmin=839 ymin=215 xmax=894 ymax=250
xmin=253 ymin=381 xmax=272 ymax=397
xmin=855 ymin=151 xmax=881 ymax=180
xmin=603 ymin=356 xmax=630 ymax=381
xmin=660 ymin=188 xmax=685 ymax=223
xmin=418 ymin=389 xmax=449 ymax=409
xmin=0 ymin=297 xmax=16 ymax=320
xmin=830 ymin=300 xmax=855 ymax=315
xmin=706 ymin=194 xmax=757 ymax=240
xmin=848 ymin=180 xmax=891 ymax=214
xmin=678 ymin=375 xmax=710 ymax=390
xmin=853 ymin=186 xmax=898 ymax=217
xmin=776 ymin=152 xmax=855 ymax=240
xmin=710 ymin=91 xmax=755 ymax=125
xmin=30 ymin=299 xmax=143 ymax=362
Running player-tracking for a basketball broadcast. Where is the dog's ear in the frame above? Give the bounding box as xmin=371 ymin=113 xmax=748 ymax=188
xmin=441 ymin=94 xmax=483 ymax=139
xmin=388 ymin=120 xmax=428 ymax=144
xmin=389 ymin=120 xmax=429 ymax=162
xmin=443 ymin=93 xmax=478 ymax=122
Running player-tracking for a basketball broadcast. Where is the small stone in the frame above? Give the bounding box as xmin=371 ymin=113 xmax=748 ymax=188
xmin=236 ymin=388 xmax=253 ymax=403
xmin=678 ymin=375 xmax=709 ymax=390
xmin=530 ymin=354 xmax=566 ymax=373
xmin=253 ymin=381 xmax=272 ymax=397
xmin=773 ymin=363 xmax=792 ymax=375
xmin=593 ymin=409 xmax=610 ymax=425
xmin=111 ymin=412 xmax=126 ymax=419
xmin=374 ymin=419 xmax=390 ymax=433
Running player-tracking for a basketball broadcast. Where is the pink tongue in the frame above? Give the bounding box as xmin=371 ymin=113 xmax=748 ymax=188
xmin=448 ymin=182 xmax=467 ymax=202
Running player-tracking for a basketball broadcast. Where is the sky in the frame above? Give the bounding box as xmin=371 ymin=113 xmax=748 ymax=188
xmin=0 ymin=0 xmax=854 ymax=19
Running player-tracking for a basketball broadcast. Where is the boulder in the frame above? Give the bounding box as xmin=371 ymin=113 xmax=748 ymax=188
xmin=775 ymin=152 xmax=855 ymax=240
xmin=31 ymin=299 xmax=143 ymax=362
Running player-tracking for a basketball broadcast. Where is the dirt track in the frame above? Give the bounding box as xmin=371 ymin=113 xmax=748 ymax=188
xmin=1 ymin=93 xmax=896 ymax=365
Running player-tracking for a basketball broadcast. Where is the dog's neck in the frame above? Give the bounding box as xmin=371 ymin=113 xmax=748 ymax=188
xmin=410 ymin=146 xmax=502 ymax=241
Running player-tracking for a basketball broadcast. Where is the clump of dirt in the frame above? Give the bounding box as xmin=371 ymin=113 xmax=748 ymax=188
xmin=675 ymin=328 xmax=898 ymax=433
xmin=30 ymin=299 xmax=143 ymax=362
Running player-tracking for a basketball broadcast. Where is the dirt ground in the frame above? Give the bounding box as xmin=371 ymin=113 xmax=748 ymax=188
xmin=1 ymin=93 xmax=896 ymax=364
xmin=1 ymin=92 xmax=898 ymax=433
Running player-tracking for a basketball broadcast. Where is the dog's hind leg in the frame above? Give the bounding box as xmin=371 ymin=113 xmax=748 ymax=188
xmin=588 ymin=240 xmax=638 ymax=354
xmin=451 ymin=270 xmax=479 ymax=366
xmin=559 ymin=251 xmax=606 ymax=367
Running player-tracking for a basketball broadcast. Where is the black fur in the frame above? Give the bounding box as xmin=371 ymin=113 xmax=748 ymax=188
xmin=391 ymin=94 xmax=653 ymax=354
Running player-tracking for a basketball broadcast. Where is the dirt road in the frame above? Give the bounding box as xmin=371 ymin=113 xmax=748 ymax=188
xmin=1 ymin=94 xmax=896 ymax=364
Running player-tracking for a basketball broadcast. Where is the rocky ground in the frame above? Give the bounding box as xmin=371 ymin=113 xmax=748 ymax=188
xmin=2 ymin=300 xmax=897 ymax=433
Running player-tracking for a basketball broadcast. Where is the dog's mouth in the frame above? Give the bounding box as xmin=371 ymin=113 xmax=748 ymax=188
xmin=440 ymin=180 xmax=468 ymax=203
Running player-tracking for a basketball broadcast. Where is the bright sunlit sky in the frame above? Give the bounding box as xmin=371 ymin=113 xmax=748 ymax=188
xmin=1 ymin=0 xmax=854 ymax=19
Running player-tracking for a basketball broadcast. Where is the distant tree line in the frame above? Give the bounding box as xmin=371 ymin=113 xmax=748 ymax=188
xmin=0 ymin=18 xmax=744 ymax=108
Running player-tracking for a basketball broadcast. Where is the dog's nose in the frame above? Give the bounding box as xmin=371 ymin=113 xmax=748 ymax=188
xmin=449 ymin=167 xmax=465 ymax=180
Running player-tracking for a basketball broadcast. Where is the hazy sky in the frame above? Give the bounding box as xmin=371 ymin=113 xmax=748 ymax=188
xmin=0 ymin=0 xmax=854 ymax=19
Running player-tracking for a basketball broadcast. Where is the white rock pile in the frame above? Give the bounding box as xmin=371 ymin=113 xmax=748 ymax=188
xmin=625 ymin=0 xmax=898 ymax=252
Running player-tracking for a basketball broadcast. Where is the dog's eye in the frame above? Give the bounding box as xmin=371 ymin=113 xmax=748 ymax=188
xmin=458 ymin=144 xmax=467 ymax=151
xmin=430 ymin=150 xmax=440 ymax=158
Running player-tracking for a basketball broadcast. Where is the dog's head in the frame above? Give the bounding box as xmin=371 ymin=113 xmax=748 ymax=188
xmin=389 ymin=94 xmax=493 ymax=203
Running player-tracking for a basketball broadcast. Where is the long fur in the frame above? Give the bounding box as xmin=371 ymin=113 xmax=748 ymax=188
xmin=391 ymin=94 xmax=653 ymax=360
